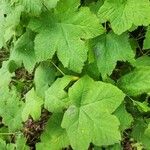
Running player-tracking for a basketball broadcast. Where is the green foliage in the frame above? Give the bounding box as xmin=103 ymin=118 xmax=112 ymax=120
xmin=0 ymin=0 xmax=150 ymax=149
xmin=144 ymin=26 xmax=150 ymax=49
xmin=34 ymin=62 xmax=56 ymax=98
xmin=118 ymin=67 xmax=150 ymax=96
xmin=45 ymin=75 xmax=77 ymax=112
xmin=62 ymin=76 xmax=124 ymax=149
xmin=22 ymin=88 xmax=43 ymax=121
xmin=10 ymin=30 xmax=36 ymax=72
xmin=0 ymin=88 xmax=24 ymax=132
xmin=36 ymin=113 xmax=69 ymax=150
xmin=98 ymin=0 xmax=150 ymax=35
xmin=94 ymin=32 xmax=135 ymax=78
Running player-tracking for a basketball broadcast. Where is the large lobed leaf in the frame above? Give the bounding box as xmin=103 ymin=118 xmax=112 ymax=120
xmin=62 ymin=76 xmax=125 ymax=149
xmin=29 ymin=0 xmax=104 ymax=72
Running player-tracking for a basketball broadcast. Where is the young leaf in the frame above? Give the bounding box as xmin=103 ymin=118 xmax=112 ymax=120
xmin=22 ymin=88 xmax=43 ymax=121
xmin=62 ymin=76 xmax=125 ymax=149
xmin=117 ymin=66 xmax=150 ymax=96
xmin=29 ymin=2 xmax=104 ymax=72
xmin=36 ymin=113 xmax=69 ymax=150
xmin=94 ymin=32 xmax=135 ymax=78
xmin=98 ymin=0 xmax=150 ymax=34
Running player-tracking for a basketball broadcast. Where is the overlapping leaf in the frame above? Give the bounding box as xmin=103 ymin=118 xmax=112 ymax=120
xmin=118 ymin=66 xmax=150 ymax=96
xmin=94 ymin=32 xmax=135 ymax=78
xmin=0 ymin=61 xmax=14 ymax=90
xmin=133 ymin=56 xmax=150 ymax=68
xmin=36 ymin=113 xmax=69 ymax=150
xmin=29 ymin=0 xmax=104 ymax=72
xmin=0 ymin=0 xmax=150 ymax=149
xmin=22 ymin=88 xmax=43 ymax=121
xmin=144 ymin=26 xmax=150 ymax=49
xmin=62 ymin=76 xmax=125 ymax=149
xmin=114 ymin=103 xmax=133 ymax=131
xmin=98 ymin=0 xmax=150 ymax=34
xmin=10 ymin=30 xmax=36 ymax=72
xmin=0 ymin=1 xmax=23 ymax=48
xmin=132 ymin=119 xmax=150 ymax=150
xmin=0 ymin=135 xmax=29 ymax=150
xmin=0 ymin=88 xmax=24 ymax=131
xmin=34 ymin=62 xmax=56 ymax=98
xmin=43 ymin=0 xmax=60 ymax=10
xmin=19 ymin=0 xmax=43 ymax=15
xmin=45 ymin=76 xmax=78 ymax=112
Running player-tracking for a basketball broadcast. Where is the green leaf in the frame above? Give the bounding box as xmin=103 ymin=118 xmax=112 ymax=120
xmin=0 ymin=138 xmax=6 ymax=150
xmin=62 ymin=76 xmax=125 ymax=149
xmin=114 ymin=103 xmax=133 ymax=131
xmin=45 ymin=76 xmax=78 ymax=112
xmin=34 ymin=62 xmax=56 ymax=98
xmin=142 ymin=123 xmax=150 ymax=149
xmin=133 ymin=101 xmax=150 ymax=113
xmin=0 ymin=61 xmax=13 ymax=90
xmin=144 ymin=26 xmax=150 ymax=50
xmin=98 ymin=0 xmax=150 ymax=34
xmin=0 ymin=88 xmax=24 ymax=132
xmin=56 ymin=0 xmax=80 ymax=13
xmin=89 ymin=1 xmax=104 ymax=14
xmin=22 ymin=88 xmax=43 ymax=121
xmin=132 ymin=119 xmax=150 ymax=150
xmin=10 ymin=30 xmax=36 ymax=73
xmin=0 ymin=16 xmax=5 ymax=48
xmin=19 ymin=0 xmax=42 ymax=15
xmin=133 ymin=56 xmax=150 ymax=68
xmin=0 ymin=0 xmax=11 ymax=48
xmin=117 ymin=67 xmax=150 ymax=96
xmin=95 ymin=32 xmax=135 ymax=78
xmin=0 ymin=135 xmax=29 ymax=150
xmin=43 ymin=0 xmax=60 ymax=9
xmin=14 ymin=134 xmax=29 ymax=150
xmin=29 ymin=3 xmax=104 ymax=72
xmin=132 ymin=119 xmax=148 ymax=142
xmin=0 ymin=1 xmax=23 ymax=47
xmin=105 ymin=143 xmax=122 ymax=150
xmin=4 ymin=5 xmax=23 ymax=42
xmin=36 ymin=113 xmax=69 ymax=150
